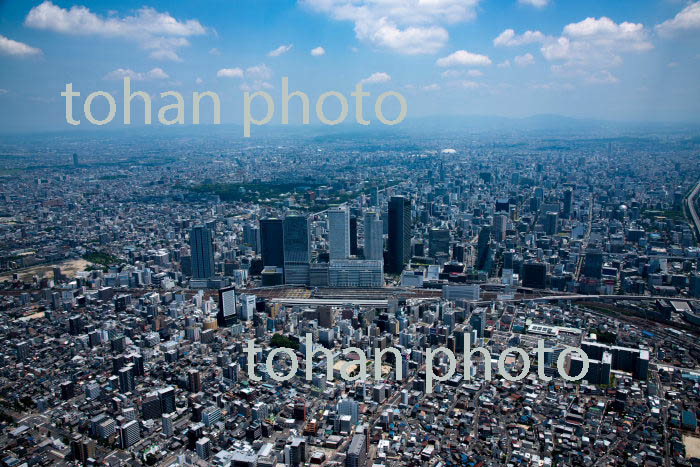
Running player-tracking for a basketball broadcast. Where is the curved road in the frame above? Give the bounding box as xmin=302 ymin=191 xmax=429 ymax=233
xmin=686 ymin=178 xmax=700 ymax=245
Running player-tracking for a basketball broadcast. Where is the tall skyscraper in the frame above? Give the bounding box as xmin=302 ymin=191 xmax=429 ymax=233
xmin=544 ymin=211 xmax=558 ymax=236
xmin=363 ymin=211 xmax=383 ymax=261
xmin=190 ymin=225 xmax=215 ymax=279
xmin=217 ymin=286 xmax=236 ymax=327
xmin=493 ymin=215 xmax=507 ymax=242
xmin=283 ymin=215 xmax=311 ymax=285
xmin=388 ymin=196 xmax=411 ymax=274
xmin=350 ymin=216 xmax=358 ymax=256
xmin=72 ymin=153 xmax=79 ymax=167
xmin=429 ymin=228 xmax=450 ymax=258
xmin=476 ymin=226 xmax=491 ymax=272
xmin=328 ymin=207 xmax=350 ymax=260
xmin=563 ymin=188 xmax=574 ymax=219
xmin=522 ymin=262 xmax=547 ymax=289
xmin=583 ymin=249 xmax=604 ymax=279
xmin=260 ymin=218 xmax=284 ymax=268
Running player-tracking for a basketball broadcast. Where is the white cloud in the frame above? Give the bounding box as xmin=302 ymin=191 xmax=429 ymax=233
xmin=460 ymin=80 xmax=482 ymax=89
xmin=218 ymin=65 xmax=273 ymax=91
xmin=24 ymin=1 xmax=205 ymax=61
xmin=497 ymin=60 xmax=511 ymax=68
xmin=240 ymin=81 xmax=273 ymax=92
xmin=104 ymin=67 xmax=169 ymax=81
xmin=518 ymin=0 xmax=549 ymax=8
xmin=311 ymin=46 xmax=326 ymax=56
xmin=209 ymin=47 xmax=221 ymax=55
xmin=550 ymin=65 xmax=620 ymax=85
xmin=217 ymin=68 xmax=244 ymax=78
xmin=0 ymin=35 xmax=42 ymax=57
xmin=493 ymin=29 xmax=546 ymax=47
xmin=515 ymin=52 xmax=535 ymax=66
xmin=422 ymin=83 xmax=440 ymax=91
xmin=268 ymin=44 xmax=293 ymax=57
xmin=541 ymin=16 xmax=652 ymax=72
xmin=656 ymin=2 xmax=700 ymax=37
xmin=359 ymin=72 xmax=391 ymax=85
xmin=587 ymin=70 xmax=619 ymax=84
xmin=436 ymin=50 xmax=492 ymax=67
xmin=195 ymin=77 xmax=203 ymax=84
xmin=301 ymin=0 xmax=480 ymax=55
xmin=467 ymin=69 xmax=484 ymax=77
xmin=245 ymin=64 xmax=273 ymax=80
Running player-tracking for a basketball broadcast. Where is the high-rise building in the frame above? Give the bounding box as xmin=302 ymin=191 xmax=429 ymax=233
xmin=690 ymin=274 xmax=700 ymax=298
xmin=363 ymin=211 xmax=383 ymax=261
xmin=189 ymin=225 xmax=215 ymax=279
xmin=476 ymin=226 xmax=491 ymax=272
xmin=217 ymin=286 xmax=236 ymax=327
xmin=195 ymin=437 xmax=212 ymax=460
xmin=162 ymin=413 xmax=175 ymax=436
xmin=239 ymin=294 xmax=256 ymax=321
xmin=563 ymin=188 xmax=574 ymax=219
xmin=544 ymin=211 xmax=558 ymax=236
xmin=493 ymin=215 xmax=507 ymax=242
xmin=118 ymin=365 xmax=135 ymax=393
xmin=429 ymin=228 xmax=450 ymax=258
xmin=522 ymin=262 xmax=547 ymax=289
xmin=350 ymin=216 xmax=358 ymax=256
xmin=283 ymin=215 xmax=311 ymax=285
xmin=388 ymin=196 xmax=411 ymax=274
xmin=346 ymin=433 xmax=367 ymax=467
xmin=583 ymin=249 xmax=604 ymax=279
xmin=469 ymin=308 xmax=486 ymax=338
xmin=328 ymin=207 xmax=350 ymax=260
xmin=188 ymin=369 xmax=202 ymax=393
xmin=72 ymin=153 xmax=79 ymax=167
xmin=260 ymin=218 xmax=284 ymax=268
xmin=242 ymin=223 xmax=260 ymax=252
xmin=141 ymin=394 xmax=162 ymax=420
xmin=118 ymin=420 xmax=140 ymax=449
xmin=158 ymin=386 xmax=176 ymax=414
xmin=337 ymin=398 xmax=359 ymax=425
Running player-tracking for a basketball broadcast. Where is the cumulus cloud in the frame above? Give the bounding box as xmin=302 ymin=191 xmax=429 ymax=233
xmin=104 ymin=67 xmax=169 ymax=81
xmin=268 ymin=44 xmax=293 ymax=57
xmin=518 ymin=0 xmax=549 ymax=8
xmin=515 ymin=52 xmax=535 ymax=66
xmin=493 ymin=29 xmax=546 ymax=47
xmin=301 ymin=0 xmax=480 ymax=54
xmin=541 ymin=16 xmax=652 ymax=72
xmin=436 ymin=50 xmax=492 ymax=67
xmin=24 ymin=1 xmax=205 ymax=61
xmin=217 ymin=68 xmax=244 ymax=78
xmin=218 ymin=65 xmax=273 ymax=91
xmin=240 ymin=81 xmax=274 ymax=92
xmin=0 ymin=35 xmax=42 ymax=57
xmin=359 ymin=72 xmax=391 ymax=85
xmin=656 ymin=2 xmax=700 ymax=37
xmin=245 ymin=64 xmax=273 ymax=80
xmin=217 ymin=64 xmax=272 ymax=81
xmin=586 ymin=70 xmax=619 ymax=84
xmin=311 ymin=46 xmax=326 ymax=56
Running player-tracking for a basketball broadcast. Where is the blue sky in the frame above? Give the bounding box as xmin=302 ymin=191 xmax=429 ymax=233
xmin=0 ymin=0 xmax=699 ymax=132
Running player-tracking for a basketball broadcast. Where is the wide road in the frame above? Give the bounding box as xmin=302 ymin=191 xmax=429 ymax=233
xmin=685 ymin=178 xmax=700 ymax=245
